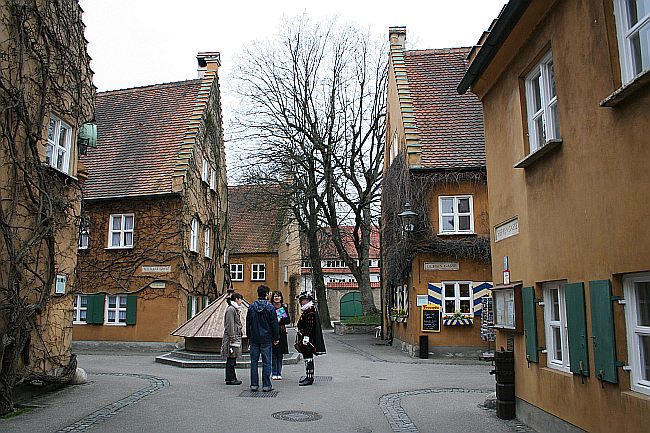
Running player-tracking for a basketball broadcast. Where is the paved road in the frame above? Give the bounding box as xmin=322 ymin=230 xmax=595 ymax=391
xmin=1 ymin=331 xmax=535 ymax=433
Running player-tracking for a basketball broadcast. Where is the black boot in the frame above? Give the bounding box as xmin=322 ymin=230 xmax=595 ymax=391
xmin=225 ymin=357 xmax=242 ymax=385
xmin=299 ymin=359 xmax=314 ymax=386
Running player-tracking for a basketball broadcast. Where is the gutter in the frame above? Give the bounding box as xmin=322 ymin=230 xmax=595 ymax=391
xmin=457 ymin=0 xmax=532 ymax=94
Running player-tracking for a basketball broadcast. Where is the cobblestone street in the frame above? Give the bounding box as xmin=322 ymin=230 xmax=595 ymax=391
xmin=2 ymin=331 xmax=536 ymax=433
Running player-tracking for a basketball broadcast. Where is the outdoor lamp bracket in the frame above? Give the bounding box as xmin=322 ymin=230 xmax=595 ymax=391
xmin=398 ymin=202 xmax=417 ymax=233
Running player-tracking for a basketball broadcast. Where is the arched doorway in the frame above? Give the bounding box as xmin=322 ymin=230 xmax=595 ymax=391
xmin=340 ymin=291 xmax=362 ymax=320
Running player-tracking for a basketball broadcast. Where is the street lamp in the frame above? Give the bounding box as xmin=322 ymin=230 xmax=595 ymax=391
xmin=397 ymin=202 xmax=418 ymax=233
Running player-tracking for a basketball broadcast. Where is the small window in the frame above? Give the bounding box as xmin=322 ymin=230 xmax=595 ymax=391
xmin=613 ymin=0 xmax=650 ymax=84
xmin=543 ymin=281 xmax=570 ymax=372
xmin=108 ymin=214 xmax=134 ymax=248
xmin=442 ymin=281 xmax=472 ymax=315
xmin=230 ymin=263 xmax=244 ymax=281
xmin=204 ymin=227 xmax=211 ymax=258
xmin=105 ymin=295 xmax=127 ymax=325
xmin=438 ymin=196 xmax=474 ymax=234
xmin=46 ymin=114 xmax=72 ymax=174
xmin=284 ymin=266 xmax=289 ymax=283
xmin=190 ymin=218 xmax=199 ymax=252
xmin=209 ymin=168 xmax=216 ymax=191
xmin=79 ymin=228 xmax=89 ymax=250
xmin=525 ymin=52 xmax=560 ymax=153
xmin=55 ymin=274 xmax=67 ymax=294
xmin=251 ymin=263 xmax=266 ymax=281
xmin=624 ymin=272 xmax=650 ymax=396
xmin=202 ymin=159 xmax=209 ymax=183
xmin=73 ymin=294 xmax=87 ymax=324
xmin=389 ymin=129 xmax=398 ymax=165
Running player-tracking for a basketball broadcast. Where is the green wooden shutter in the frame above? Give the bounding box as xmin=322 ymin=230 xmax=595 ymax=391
xmin=126 ymin=295 xmax=137 ymax=325
xmin=86 ymin=294 xmax=105 ymax=324
xmin=187 ymin=295 xmax=192 ymax=320
xmin=589 ymin=280 xmax=618 ymax=384
xmin=522 ymin=286 xmax=538 ymax=363
xmin=565 ymin=282 xmax=589 ymax=376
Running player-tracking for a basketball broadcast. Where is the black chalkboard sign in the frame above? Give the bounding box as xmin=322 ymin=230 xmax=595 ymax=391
xmin=421 ymin=305 xmax=441 ymax=333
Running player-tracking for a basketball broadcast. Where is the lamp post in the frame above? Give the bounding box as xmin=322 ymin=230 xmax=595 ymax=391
xmin=397 ymin=202 xmax=418 ymax=233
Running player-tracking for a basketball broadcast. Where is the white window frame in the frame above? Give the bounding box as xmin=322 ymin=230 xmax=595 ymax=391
xmin=73 ymin=294 xmax=87 ymax=324
xmin=389 ymin=129 xmax=398 ymax=165
xmin=613 ymin=0 xmax=650 ymax=84
xmin=438 ymin=195 xmax=474 ymax=235
xmin=624 ymin=272 xmax=650 ymax=396
xmin=108 ymin=214 xmax=134 ymax=249
xmin=284 ymin=266 xmax=289 ymax=283
xmin=204 ymin=226 xmax=211 ymax=258
xmin=525 ymin=52 xmax=559 ymax=153
xmin=543 ymin=281 xmax=570 ymax=373
xmin=190 ymin=218 xmax=199 ymax=252
xmin=209 ymin=168 xmax=216 ymax=191
xmin=230 ymin=263 xmax=244 ymax=281
xmin=251 ymin=263 xmax=266 ymax=281
xmin=46 ymin=114 xmax=72 ymax=175
xmin=105 ymin=294 xmax=127 ymax=325
xmin=442 ymin=281 xmax=473 ymax=315
xmin=202 ymin=159 xmax=209 ymax=183
xmin=55 ymin=274 xmax=67 ymax=295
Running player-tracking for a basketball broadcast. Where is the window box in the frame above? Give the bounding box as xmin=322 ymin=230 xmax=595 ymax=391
xmin=524 ymin=52 xmax=561 ymax=154
xmin=442 ymin=314 xmax=474 ymax=326
xmin=438 ymin=196 xmax=474 ymax=235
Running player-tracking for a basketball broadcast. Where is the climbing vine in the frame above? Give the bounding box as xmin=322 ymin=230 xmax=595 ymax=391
xmin=382 ymin=153 xmax=491 ymax=287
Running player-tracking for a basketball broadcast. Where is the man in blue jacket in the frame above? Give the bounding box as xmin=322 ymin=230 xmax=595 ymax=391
xmin=246 ymin=285 xmax=280 ymax=392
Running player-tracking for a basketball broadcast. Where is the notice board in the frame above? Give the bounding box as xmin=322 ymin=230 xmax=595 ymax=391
xmin=421 ymin=304 xmax=441 ymax=333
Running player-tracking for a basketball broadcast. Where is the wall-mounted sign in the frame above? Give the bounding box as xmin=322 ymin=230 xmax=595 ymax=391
xmin=149 ymin=281 xmax=166 ymax=289
xmin=503 ymin=256 xmax=509 ymax=271
xmin=416 ymin=295 xmax=429 ymax=307
xmin=421 ymin=304 xmax=441 ymax=333
xmin=423 ymin=262 xmax=459 ymax=271
xmin=495 ymin=218 xmax=519 ymax=242
xmin=503 ymin=270 xmax=510 ymax=285
xmin=142 ymin=265 xmax=171 ymax=273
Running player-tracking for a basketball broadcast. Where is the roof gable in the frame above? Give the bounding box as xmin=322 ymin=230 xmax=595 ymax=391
xmin=82 ymin=80 xmax=202 ymax=199
xmin=402 ymin=48 xmax=486 ymax=169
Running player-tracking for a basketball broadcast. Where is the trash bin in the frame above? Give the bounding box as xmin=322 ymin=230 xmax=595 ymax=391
xmin=491 ymin=349 xmax=515 ymax=420
xmin=419 ymin=335 xmax=428 ymax=359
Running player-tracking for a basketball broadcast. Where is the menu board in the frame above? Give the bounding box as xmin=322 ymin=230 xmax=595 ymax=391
xmin=421 ymin=305 xmax=441 ymax=333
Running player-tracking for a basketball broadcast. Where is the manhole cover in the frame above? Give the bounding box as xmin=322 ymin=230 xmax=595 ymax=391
xmin=238 ymin=390 xmax=278 ymax=398
xmin=356 ymin=427 xmax=373 ymax=433
xmin=298 ymin=375 xmax=332 ymax=382
xmin=272 ymin=410 xmax=322 ymax=422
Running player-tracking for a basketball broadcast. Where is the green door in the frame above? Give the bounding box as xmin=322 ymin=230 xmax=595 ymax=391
xmin=340 ymin=291 xmax=362 ymax=320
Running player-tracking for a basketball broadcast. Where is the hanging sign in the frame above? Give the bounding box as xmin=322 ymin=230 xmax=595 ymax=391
xmin=421 ymin=304 xmax=441 ymax=333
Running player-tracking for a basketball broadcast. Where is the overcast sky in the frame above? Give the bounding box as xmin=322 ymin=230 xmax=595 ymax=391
xmin=80 ymin=0 xmax=506 ymax=92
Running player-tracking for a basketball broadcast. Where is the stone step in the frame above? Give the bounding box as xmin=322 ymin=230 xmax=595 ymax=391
xmin=155 ymin=351 xmax=302 ymax=369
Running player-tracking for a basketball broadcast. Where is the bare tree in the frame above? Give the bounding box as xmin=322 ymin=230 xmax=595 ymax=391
xmin=231 ymin=17 xmax=386 ymax=319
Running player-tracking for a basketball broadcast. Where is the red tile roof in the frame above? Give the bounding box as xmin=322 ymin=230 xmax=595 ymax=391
xmin=228 ymin=185 xmax=285 ymax=254
xmin=403 ymin=48 xmax=485 ymax=169
xmin=82 ymin=80 xmax=202 ymax=199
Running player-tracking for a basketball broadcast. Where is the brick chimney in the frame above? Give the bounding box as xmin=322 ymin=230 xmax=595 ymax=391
xmin=389 ymin=26 xmax=406 ymax=49
xmin=196 ymin=52 xmax=221 ymax=78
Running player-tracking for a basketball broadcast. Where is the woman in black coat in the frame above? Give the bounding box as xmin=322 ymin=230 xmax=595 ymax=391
xmin=271 ymin=290 xmax=291 ymax=380
xmin=295 ymin=292 xmax=326 ymax=386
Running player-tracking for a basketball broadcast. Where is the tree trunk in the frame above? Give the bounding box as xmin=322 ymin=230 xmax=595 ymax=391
xmin=0 ymin=341 xmax=18 ymax=417
xmin=307 ymin=227 xmax=331 ymax=329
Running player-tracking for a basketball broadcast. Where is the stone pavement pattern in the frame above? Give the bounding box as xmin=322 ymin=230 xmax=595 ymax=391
xmin=1 ymin=331 xmax=536 ymax=433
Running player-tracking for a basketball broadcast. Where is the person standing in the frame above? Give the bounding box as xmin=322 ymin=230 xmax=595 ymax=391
xmin=295 ymin=293 xmax=326 ymax=386
xmin=222 ymin=292 xmax=244 ymax=385
xmin=246 ymin=285 xmax=280 ymax=392
xmin=271 ymin=291 xmax=291 ymax=380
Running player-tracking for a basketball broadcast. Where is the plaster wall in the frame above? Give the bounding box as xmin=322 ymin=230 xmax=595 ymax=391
xmin=472 ymin=0 xmax=650 ymax=431
xmin=229 ymin=253 xmax=279 ymax=303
